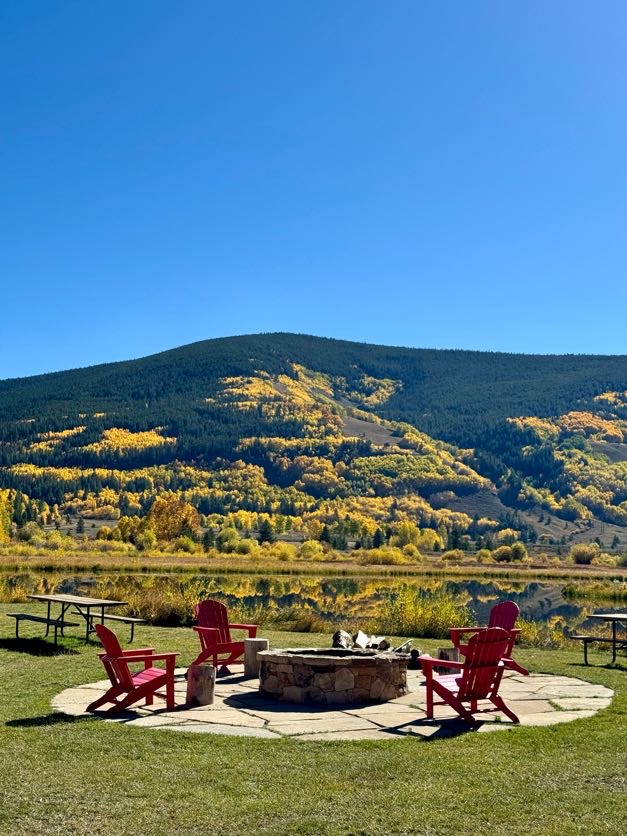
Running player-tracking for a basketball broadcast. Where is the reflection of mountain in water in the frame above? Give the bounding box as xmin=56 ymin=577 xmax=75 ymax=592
xmin=0 ymin=571 xmax=608 ymax=630
xmin=441 ymin=581 xmax=581 ymax=625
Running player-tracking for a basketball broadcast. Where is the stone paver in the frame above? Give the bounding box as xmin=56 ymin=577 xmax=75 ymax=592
xmin=51 ymin=670 xmax=614 ymax=741
xmin=296 ymin=729 xmax=404 ymax=741
xmin=162 ymin=723 xmax=281 ymax=738
xmin=536 ymin=684 xmax=612 ymax=698
xmin=267 ymin=715 xmax=379 ymax=736
xmin=517 ymin=710 xmax=597 ymax=726
xmin=550 ymin=697 xmax=612 ymax=711
xmin=125 ymin=713 xmax=190 ymax=728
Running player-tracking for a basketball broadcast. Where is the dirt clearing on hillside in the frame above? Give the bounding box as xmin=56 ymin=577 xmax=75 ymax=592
xmin=341 ymin=416 xmax=402 ymax=447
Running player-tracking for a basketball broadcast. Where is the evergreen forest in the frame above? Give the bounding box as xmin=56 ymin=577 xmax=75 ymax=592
xmin=1 ymin=333 xmax=626 ymax=558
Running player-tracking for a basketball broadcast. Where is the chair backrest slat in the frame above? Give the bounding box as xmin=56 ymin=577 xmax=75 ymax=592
xmin=195 ymin=600 xmax=231 ymax=643
xmin=94 ymin=623 xmax=135 ymax=690
xmin=488 ymin=601 xmax=519 ymax=631
xmin=457 ymin=628 xmax=510 ymax=701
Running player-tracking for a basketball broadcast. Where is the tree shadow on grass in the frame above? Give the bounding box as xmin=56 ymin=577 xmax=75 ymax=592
xmin=0 ymin=637 xmax=78 ymax=657
xmin=570 ymin=659 xmax=627 ymax=673
xmin=6 ymin=712 xmax=94 ymax=728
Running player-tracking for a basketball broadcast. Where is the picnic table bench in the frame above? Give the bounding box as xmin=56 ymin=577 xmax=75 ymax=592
xmin=81 ymin=612 xmax=146 ymax=642
xmin=7 ymin=613 xmax=79 ymax=644
xmin=572 ymin=612 xmax=627 ymax=665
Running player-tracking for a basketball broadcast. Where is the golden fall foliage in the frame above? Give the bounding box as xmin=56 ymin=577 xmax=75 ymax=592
xmin=29 ymin=426 xmax=86 ymax=452
xmin=146 ymin=495 xmax=201 ymax=541
xmin=84 ymin=427 xmax=177 ymax=454
xmin=593 ymin=391 xmax=627 ymax=406
xmin=507 ymin=416 xmax=561 ymax=441
xmin=347 ymin=374 xmax=401 ymax=406
xmin=0 ymin=490 xmax=12 ymax=542
xmin=558 ymin=411 xmax=625 ymax=442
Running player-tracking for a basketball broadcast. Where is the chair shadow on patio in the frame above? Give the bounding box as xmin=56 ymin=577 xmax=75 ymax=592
xmin=389 ymin=715 xmax=502 ymax=739
xmin=223 ymin=692 xmax=480 ymax=739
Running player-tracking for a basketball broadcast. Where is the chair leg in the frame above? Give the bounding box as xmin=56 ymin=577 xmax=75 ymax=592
xmin=503 ymin=658 xmax=529 ymax=676
xmin=491 ymin=696 xmax=520 ymax=724
xmin=87 ymin=686 xmax=122 ymax=712
xmin=431 ymin=681 xmax=477 ymax=725
xmin=190 ymin=649 xmax=212 ymax=667
xmin=426 ymin=683 xmax=434 ymax=718
xmin=444 ymin=694 xmax=477 ymax=726
xmin=106 ymin=688 xmax=149 ymax=714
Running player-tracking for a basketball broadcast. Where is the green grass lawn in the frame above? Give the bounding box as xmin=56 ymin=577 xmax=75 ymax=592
xmin=0 ymin=604 xmax=625 ymax=836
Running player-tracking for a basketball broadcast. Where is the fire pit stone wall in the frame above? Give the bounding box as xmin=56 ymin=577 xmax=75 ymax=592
xmin=258 ymin=648 xmax=408 ymax=705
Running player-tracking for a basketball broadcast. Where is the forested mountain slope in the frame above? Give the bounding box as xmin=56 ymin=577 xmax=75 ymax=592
xmin=2 ymin=333 xmax=626 ymax=443
xmin=1 ymin=333 xmax=626 ymax=550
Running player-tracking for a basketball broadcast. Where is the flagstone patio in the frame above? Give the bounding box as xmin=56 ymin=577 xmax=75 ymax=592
xmin=51 ymin=668 xmax=614 ymax=740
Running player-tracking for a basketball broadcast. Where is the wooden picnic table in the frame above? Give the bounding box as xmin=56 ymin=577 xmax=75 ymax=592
xmin=572 ymin=612 xmax=627 ymax=665
xmin=26 ymin=593 xmax=128 ymax=642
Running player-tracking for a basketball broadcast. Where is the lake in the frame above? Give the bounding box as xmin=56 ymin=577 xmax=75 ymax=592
xmin=1 ymin=570 xmax=619 ymax=634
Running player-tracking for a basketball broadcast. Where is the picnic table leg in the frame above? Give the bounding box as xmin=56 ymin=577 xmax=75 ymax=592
xmin=84 ymin=607 xmax=104 ymax=641
xmin=85 ymin=607 xmax=93 ymax=642
xmin=611 ymin=621 xmax=617 ymax=664
xmin=59 ymin=603 xmax=71 ymax=637
xmin=44 ymin=601 xmax=52 ymax=637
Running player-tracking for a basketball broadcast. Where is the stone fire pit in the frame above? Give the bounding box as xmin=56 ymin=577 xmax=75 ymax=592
xmin=258 ymin=648 xmax=408 ymax=705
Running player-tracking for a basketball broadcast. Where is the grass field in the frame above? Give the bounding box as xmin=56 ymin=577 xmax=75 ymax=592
xmin=0 ymin=604 xmax=625 ymax=836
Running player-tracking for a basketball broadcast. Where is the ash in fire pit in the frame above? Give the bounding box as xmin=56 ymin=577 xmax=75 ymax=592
xmin=257 ymin=647 xmax=408 ymax=705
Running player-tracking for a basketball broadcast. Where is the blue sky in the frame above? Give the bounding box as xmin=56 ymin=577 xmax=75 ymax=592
xmin=1 ymin=1 xmax=626 ymax=379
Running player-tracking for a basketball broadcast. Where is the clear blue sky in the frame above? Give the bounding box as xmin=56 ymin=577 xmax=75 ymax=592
xmin=1 ymin=1 xmax=626 ymax=379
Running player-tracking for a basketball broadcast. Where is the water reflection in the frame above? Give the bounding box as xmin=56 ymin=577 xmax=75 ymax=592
xmin=0 ymin=570 xmax=615 ymax=631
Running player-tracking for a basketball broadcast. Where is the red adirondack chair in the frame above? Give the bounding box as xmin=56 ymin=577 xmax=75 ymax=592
xmin=86 ymin=624 xmax=178 ymax=714
xmin=190 ymin=599 xmax=258 ymax=669
xmin=450 ymin=600 xmax=528 ymax=676
xmin=420 ymin=627 xmax=520 ymax=727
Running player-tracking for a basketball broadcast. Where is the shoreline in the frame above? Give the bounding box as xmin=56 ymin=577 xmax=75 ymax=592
xmin=0 ymin=552 xmax=625 ymax=583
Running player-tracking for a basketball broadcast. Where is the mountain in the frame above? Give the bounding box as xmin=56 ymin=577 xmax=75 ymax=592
xmin=1 ymin=333 xmax=626 ymax=550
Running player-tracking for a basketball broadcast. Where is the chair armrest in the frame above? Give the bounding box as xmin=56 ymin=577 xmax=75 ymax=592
xmin=419 ymin=654 xmax=464 ymax=679
xmin=118 ymin=651 xmax=179 ymax=663
xmin=229 ymin=623 xmax=258 ymax=637
xmin=502 ymin=657 xmax=529 ymax=675
xmin=144 ymin=652 xmax=179 ymax=662
xmin=120 ymin=647 xmax=155 ymax=656
xmin=98 ymin=648 xmax=154 ymax=658
xmin=193 ymin=626 xmax=220 ymax=635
